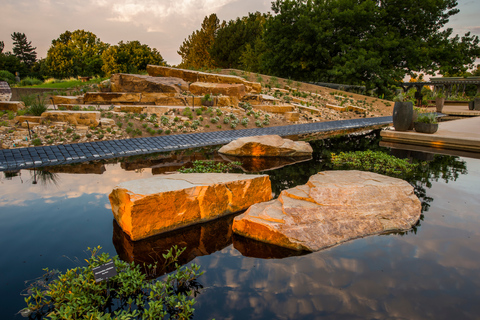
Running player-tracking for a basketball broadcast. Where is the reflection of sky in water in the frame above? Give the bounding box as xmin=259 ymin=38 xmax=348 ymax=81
xmin=0 ymin=155 xmax=480 ymax=319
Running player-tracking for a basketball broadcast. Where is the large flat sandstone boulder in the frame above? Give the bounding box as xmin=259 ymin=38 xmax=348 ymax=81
xmin=109 ymin=173 xmax=272 ymax=241
xmin=41 ymin=110 xmax=100 ymax=126
xmin=219 ymin=135 xmax=313 ymax=157
xmin=110 ymin=73 xmax=188 ymax=93
xmin=190 ymin=82 xmax=246 ymax=98
xmin=51 ymin=96 xmax=84 ymax=105
xmin=0 ymin=101 xmax=24 ymax=111
xmin=84 ymin=92 xmax=142 ymax=105
xmin=147 ymin=65 xmax=261 ymax=93
xmin=232 ymin=170 xmax=422 ymax=251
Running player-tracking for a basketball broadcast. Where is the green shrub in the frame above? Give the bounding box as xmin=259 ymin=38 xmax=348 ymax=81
xmin=28 ymin=96 xmax=48 ymax=116
xmin=0 ymin=70 xmax=16 ymax=84
xmin=330 ymin=150 xmax=418 ymax=176
xmin=210 ymin=116 xmax=219 ymax=124
xmin=19 ymin=94 xmax=37 ymax=107
xmin=416 ymin=112 xmax=437 ymax=124
xmin=21 ymin=246 xmax=202 ymax=319
xmin=20 ymin=77 xmax=43 ymax=86
xmin=32 ymin=138 xmax=42 ymax=146
xmin=179 ymin=160 xmax=242 ymax=173
xmin=116 ymin=122 xmax=123 ymax=128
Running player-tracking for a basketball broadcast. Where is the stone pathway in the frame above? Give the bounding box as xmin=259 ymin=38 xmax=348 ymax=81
xmin=0 ymin=116 xmax=392 ymax=171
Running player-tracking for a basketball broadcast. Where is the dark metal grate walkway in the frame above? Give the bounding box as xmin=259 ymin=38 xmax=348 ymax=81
xmin=0 ymin=116 xmax=392 ymax=171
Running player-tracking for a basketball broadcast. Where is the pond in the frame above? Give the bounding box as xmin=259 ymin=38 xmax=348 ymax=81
xmin=1 ymin=130 xmax=479 ymax=319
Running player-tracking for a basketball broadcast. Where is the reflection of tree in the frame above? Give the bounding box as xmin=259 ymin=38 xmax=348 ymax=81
xmin=30 ymin=168 xmax=60 ymax=187
xmin=267 ymin=130 xmax=387 ymax=196
xmin=406 ymin=154 xmax=467 ymax=213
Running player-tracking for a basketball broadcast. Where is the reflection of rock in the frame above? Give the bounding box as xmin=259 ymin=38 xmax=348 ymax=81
xmin=43 ymin=163 xmax=106 ymax=174
xmin=219 ymin=135 xmax=313 ymax=157
xmin=233 ymin=234 xmax=308 ymax=259
xmin=220 ymin=153 xmax=312 ymax=172
xmin=109 ymin=173 xmax=272 ymax=241
xmin=233 ymin=170 xmax=422 ymax=251
xmin=113 ymin=214 xmax=234 ymax=277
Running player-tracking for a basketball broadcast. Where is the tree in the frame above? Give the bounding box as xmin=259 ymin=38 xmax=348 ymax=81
xmin=11 ymin=32 xmax=37 ymax=68
xmin=101 ymin=40 xmax=165 ymax=76
xmin=46 ymin=30 xmax=107 ymax=78
xmin=210 ymin=12 xmax=268 ymax=69
xmin=178 ymin=14 xmax=221 ymax=69
xmin=263 ymin=0 xmax=480 ymax=95
xmin=0 ymin=41 xmax=4 ymax=54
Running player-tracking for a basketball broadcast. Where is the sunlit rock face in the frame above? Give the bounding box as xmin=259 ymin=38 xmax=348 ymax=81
xmin=189 ymin=82 xmax=246 ymax=98
xmin=218 ymin=135 xmax=313 ymax=157
xmin=110 ymin=73 xmax=188 ymax=93
xmin=232 ymin=170 xmax=422 ymax=251
xmin=41 ymin=110 xmax=100 ymax=126
xmin=109 ymin=173 xmax=272 ymax=241
xmin=146 ymin=65 xmax=262 ymax=94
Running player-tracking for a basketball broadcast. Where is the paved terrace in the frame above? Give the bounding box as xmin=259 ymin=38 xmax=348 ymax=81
xmin=0 ymin=116 xmax=392 ymax=171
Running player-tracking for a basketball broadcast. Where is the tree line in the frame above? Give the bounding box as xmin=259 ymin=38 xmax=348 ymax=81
xmin=0 ymin=30 xmax=165 ymax=83
xmin=178 ymin=0 xmax=480 ymax=95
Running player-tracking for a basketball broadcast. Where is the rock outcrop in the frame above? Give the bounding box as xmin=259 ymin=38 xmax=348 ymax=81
xmin=189 ymin=82 xmax=246 ymax=98
xmin=232 ymin=170 xmax=422 ymax=251
xmin=51 ymin=96 xmax=84 ymax=105
xmin=110 ymin=73 xmax=188 ymax=93
xmin=41 ymin=110 xmax=100 ymax=126
xmin=146 ymin=65 xmax=262 ymax=94
xmin=218 ymin=135 xmax=313 ymax=157
xmin=109 ymin=173 xmax=272 ymax=241
xmin=0 ymin=101 xmax=24 ymax=111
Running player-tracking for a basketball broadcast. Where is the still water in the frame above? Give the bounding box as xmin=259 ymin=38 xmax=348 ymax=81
xmin=1 ymin=131 xmax=479 ymax=319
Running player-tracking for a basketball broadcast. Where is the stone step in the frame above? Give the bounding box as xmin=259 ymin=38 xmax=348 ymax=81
xmin=251 ymin=104 xmax=295 ymax=114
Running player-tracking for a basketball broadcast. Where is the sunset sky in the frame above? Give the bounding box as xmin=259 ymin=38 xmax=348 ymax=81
xmin=1 ymin=0 xmax=479 ymax=66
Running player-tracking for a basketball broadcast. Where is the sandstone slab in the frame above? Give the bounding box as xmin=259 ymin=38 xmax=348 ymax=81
xmin=15 ymin=115 xmax=42 ymax=123
xmin=0 ymin=101 xmax=25 ymax=111
xmin=232 ymin=170 xmax=422 ymax=251
xmin=190 ymin=82 xmax=246 ymax=98
xmin=84 ymin=92 xmax=142 ymax=105
xmin=219 ymin=135 xmax=312 ymax=157
xmin=252 ymin=104 xmax=295 ymax=113
xmin=109 ymin=173 xmax=272 ymax=241
xmin=41 ymin=111 xmax=100 ymax=126
xmin=147 ymin=65 xmax=261 ymax=93
xmin=110 ymin=73 xmax=188 ymax=93
xmin=51 ymin=96 xmax=84 ymax=105
xmin=284 ymin=112 xmax=300 ymax=122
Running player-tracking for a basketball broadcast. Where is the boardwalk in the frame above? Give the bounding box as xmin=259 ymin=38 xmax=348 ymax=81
xmin=0 ymin=116 xmax=392 ymax=171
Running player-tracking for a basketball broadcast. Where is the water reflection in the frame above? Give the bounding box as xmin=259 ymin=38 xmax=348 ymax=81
xmin=220 ymin=154 xmax=312 ymax=172
xmin=113 ymin=215 xmax=235 ymax=277
xmin=233 ymin=234 xmax=309 ymax=259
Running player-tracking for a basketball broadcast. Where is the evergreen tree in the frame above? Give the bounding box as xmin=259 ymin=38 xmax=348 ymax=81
xmin=178 ymin=14 xmax=221 ymax=69
xmin=0 ymin=41 xmax=4 ymax=54
xmin=11 ymin=32 xmax=37 ymax=67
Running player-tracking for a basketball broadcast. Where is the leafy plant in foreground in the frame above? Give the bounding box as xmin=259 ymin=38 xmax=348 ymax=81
xmin=21 ymin=246 xmax=203 ymax=319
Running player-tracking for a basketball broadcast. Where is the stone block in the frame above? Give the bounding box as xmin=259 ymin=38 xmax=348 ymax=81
xmin=284 ymin=112 xmax=300 ymax=122
xmin=15 ymin=115 xmax=42 ymax=123
xmin=0 ymin=101 xmax=25 ymax=111
xmin=109 ymin=173 xmax=272 ymax=241
xmin=218 ymin=135 xmax=312 ymax=157
xmin=51 ymin=96 xmax=84 ymax=105
xmin=84 ymin=92 xmax=142 ymax=105
xmin=251 ymin=104 xmax=295 ymax=113
xmin=41 ymin=111 xmax=100 ymax=127
xmin=232 ymin=170 xmax=422 ymax=251
xmin=190 ymin=82 xmax=246 ymax=98
xmin=110 ymin=73 xmax=188 ymax=93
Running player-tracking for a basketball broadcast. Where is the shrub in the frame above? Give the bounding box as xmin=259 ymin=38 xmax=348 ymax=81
xmin=66 ymin=128 xmax=73 ymax=133
xmin=241 ymin=118 xmax=249 ymax=127
xmin=142 ymin=123 xmax=148 ymax=128
xmin=195 ymin=108 xmax=202 ymax=115
xmin=20 ymin=77 xmax=42 ymax=86
xmin=21 ymin=246 xmax=203 ymax=319
xmin=223 ymin=117 xmax=230 ymax=124
xmin=210 ymin=116 xmax=219 ymax=124
xmin=0 ymin=70 xmax=16 ymax=84
xmin=116 ymin=122 xmax=123 ymax=127
xmin=330 ymin=150 xmax=418 ymax=176
xmin=32 ymin=138 xmax=42 ymax=146
xmin=179 ymin=160 xmax=242 ymax=173
xmin=165 ymin=129 xmax=171 ymax=134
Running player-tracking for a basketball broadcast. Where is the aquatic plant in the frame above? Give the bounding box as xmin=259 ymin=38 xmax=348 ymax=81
xmin=21 ymin=246 xmax=202 ymax=319
xmin=178 ymin=160 xmax=242 ymax=173
xmin=331 ymin=150 xmax=418 ymax=176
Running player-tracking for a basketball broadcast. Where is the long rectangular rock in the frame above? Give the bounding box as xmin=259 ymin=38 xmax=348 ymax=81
xmin=109 ymin=173 xmax=272 ymax=241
